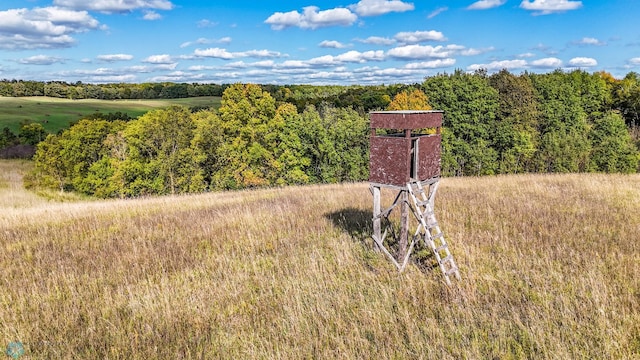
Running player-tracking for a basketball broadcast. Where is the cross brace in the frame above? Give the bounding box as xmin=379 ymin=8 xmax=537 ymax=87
xmin=370 ymin=179 xmax=460 ymax=285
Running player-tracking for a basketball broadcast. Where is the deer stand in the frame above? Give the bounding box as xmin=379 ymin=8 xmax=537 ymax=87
xmin=368 ymin=111 xmax=460 ymax=284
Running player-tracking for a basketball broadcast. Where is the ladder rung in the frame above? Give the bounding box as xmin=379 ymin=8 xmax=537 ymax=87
xmin=409 ymin=180 xmax=460 ymax=285
xmin=416 ymin=200 xmax=430 ymax=207
xmin=422 ymin=210 xmax=435 ymax=218
xmin=446 ymin=267 xmax=459 ymax=276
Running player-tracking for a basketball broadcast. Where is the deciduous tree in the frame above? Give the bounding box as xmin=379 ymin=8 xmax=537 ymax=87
xmin=422 ymin=70 xmax=499 ymax=175
xmin=489 ymin=70 xmax=540 ymax=173
xmin=387 ymin=88 xmax=432 ymax=110
xmin=120 ymin=106 xmax=202 ymax=195
xmin=589 ymin=111 xmax=639 ymax=172
xmin=19 ymin=123 xmax=47 ymax=146
xmin=213 ymin=83 xmax=279 ymax=188
xmin=530 ymin=70 xmax=592 ymax=172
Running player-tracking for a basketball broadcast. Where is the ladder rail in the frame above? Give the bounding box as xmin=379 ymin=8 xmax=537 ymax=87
xmin=407 ymin=180 xmax=460 ymax=285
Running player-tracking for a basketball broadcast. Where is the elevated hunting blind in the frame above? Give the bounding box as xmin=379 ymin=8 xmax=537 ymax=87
xmin=369 ymin=110 xmax=460 ymax=285
xmin=370 ymin=110 xmax=442 ymax=185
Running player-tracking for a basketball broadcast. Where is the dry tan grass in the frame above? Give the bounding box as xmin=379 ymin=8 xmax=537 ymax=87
xmin=1 ymin=160 xmax=639 ymax=359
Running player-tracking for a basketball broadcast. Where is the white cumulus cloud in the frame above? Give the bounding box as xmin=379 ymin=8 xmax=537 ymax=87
xmin=387 ymin=44 xmax=453 ymax=59
xmin=143 ymin=54 xmax=174 ymax=64
xmin=405 ymin=58 xmax=456 ymax=69
xmin=194 ymin=48 xmax=234 ymax=59
xmin=530 ymin=57 xmax=563 ymax=68
xmin=180 ymin=37 xmax=231 ymax=48
xmin=335 ymin=50 xmax=385 ymax=63
xmin=280 ymin=60 xmax=310 ymax=69
xmin=307 ymin=55 xmax=339 ymax=66
xmin=53 ymin=0 xmax=174 ymax=12
xmin=252 ymin=60 xmax=276 ymax=68
xmin=265 ymin=6 xmax=357 ymax=30
xmin=520 ymin=0 xmax=583 ymax=15
xmin=142 ymin=10 xmax=162 ymax=20
xmin=357 ymin=36 xmax=396 ymax=46
xmin=467 ymin=0 xmax=507 ymax=10
xmin=568 ymin=57 xmax=597 ymax=67
xmin=348 ymin=0 xmax=414 ymax=16
xmin=319 ymin=40 xmax=348 ymax=49
xmin=241 ymin=49 xmax=284 ymax=58
xmin=467 ymin=59 xmax=527 ymax=71
xmin=305 ymin=50 xmax=385 ymax=67
xmin=188 ymin=65 xmax=216 ymax=71
xmin=194 ymin=48 xmax=284 ymax=60
xmin=0 ymin=7 xmax=101 ymax=50
xmin=575 ymin=37 xmax=605 ymax=46
xmin=387 ymin=44 xmax=484 ymax=60
xmin=394 ymin=30 xmax=447 ymax=44
xmin=19 ymin=55 xmax=66 ymax=65
xmin=97 ymin=54 xmax=134 ymax=62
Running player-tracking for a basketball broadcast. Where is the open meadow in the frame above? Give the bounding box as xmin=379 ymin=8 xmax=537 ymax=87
xmin=0 ymin=159 xmax=639 ymax=358
xmin=0 ymin=96 xmax=221 ymax=134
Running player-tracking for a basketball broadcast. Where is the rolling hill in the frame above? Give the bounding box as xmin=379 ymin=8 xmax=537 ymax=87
xmin=0 ymin=96 xmax=221 ymax=134
xmin=1 ymin=160 xmax=638 ymax=358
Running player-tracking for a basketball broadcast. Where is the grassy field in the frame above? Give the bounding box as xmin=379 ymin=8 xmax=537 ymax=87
xmin=0 ymin=96 xmax=221 ymax=134
xmin=1 ymin=160 xmax=639 ymax=359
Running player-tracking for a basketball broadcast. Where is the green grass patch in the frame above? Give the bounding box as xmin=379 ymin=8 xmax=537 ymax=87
xmin=0 ymin=96 xmax=221 ymax=133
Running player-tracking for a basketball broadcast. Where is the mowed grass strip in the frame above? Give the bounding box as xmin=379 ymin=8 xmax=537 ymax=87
xmin=0 ymin=161 xmax=639 ymax=358
xmin=0 ymin=96 xmax=221 ymax=133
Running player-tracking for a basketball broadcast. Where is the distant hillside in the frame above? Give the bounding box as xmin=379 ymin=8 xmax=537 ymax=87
xmin=0 ymin=96 xmax=221 ymax=133
xmin=1 ymin=160 xmax=638 ymax=358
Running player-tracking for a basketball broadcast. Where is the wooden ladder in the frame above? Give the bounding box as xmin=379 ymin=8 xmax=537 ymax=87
xmin=407 ymin=181 xmax=460 ymax=285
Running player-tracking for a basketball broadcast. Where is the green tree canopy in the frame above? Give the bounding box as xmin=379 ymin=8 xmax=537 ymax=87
xmin=589 ymin=111 xmax=639 ymax=173
xmin=530 ymin=70 xmax=594 ymax=172
xmin=422 ymin=70 xmax=499 ymax=176
xmin=612 ymin=72 xmax=640 ymax=127
xmin=489 ymin=70 xmax=540 ymax=173
xmin=119 ymin=106 xmax=203 ymax=196
xmin=19 ymin=123 xmax=47 ymax=146
xmin=387 ymin=88 xmax=432 ymax=110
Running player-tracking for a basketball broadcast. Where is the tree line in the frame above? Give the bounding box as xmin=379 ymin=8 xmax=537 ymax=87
xmin=0 ymin=80 xmax=229 ymax=100
xmin=26 ymin=69 xmax=640 ymax=197
xmin=2 ymin=71 xmax=640 ymax=130
xmin=0 ymin=79 xmax=392 ymax=106
xmin=26 ymin=84 xmax=369 ymax=197
xmin=426 ymin=69 xmax=639 ymax=175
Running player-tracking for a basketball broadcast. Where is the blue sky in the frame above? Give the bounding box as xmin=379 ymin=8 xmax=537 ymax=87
xmin=1 ymin=0 xmax=639 ymax=85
